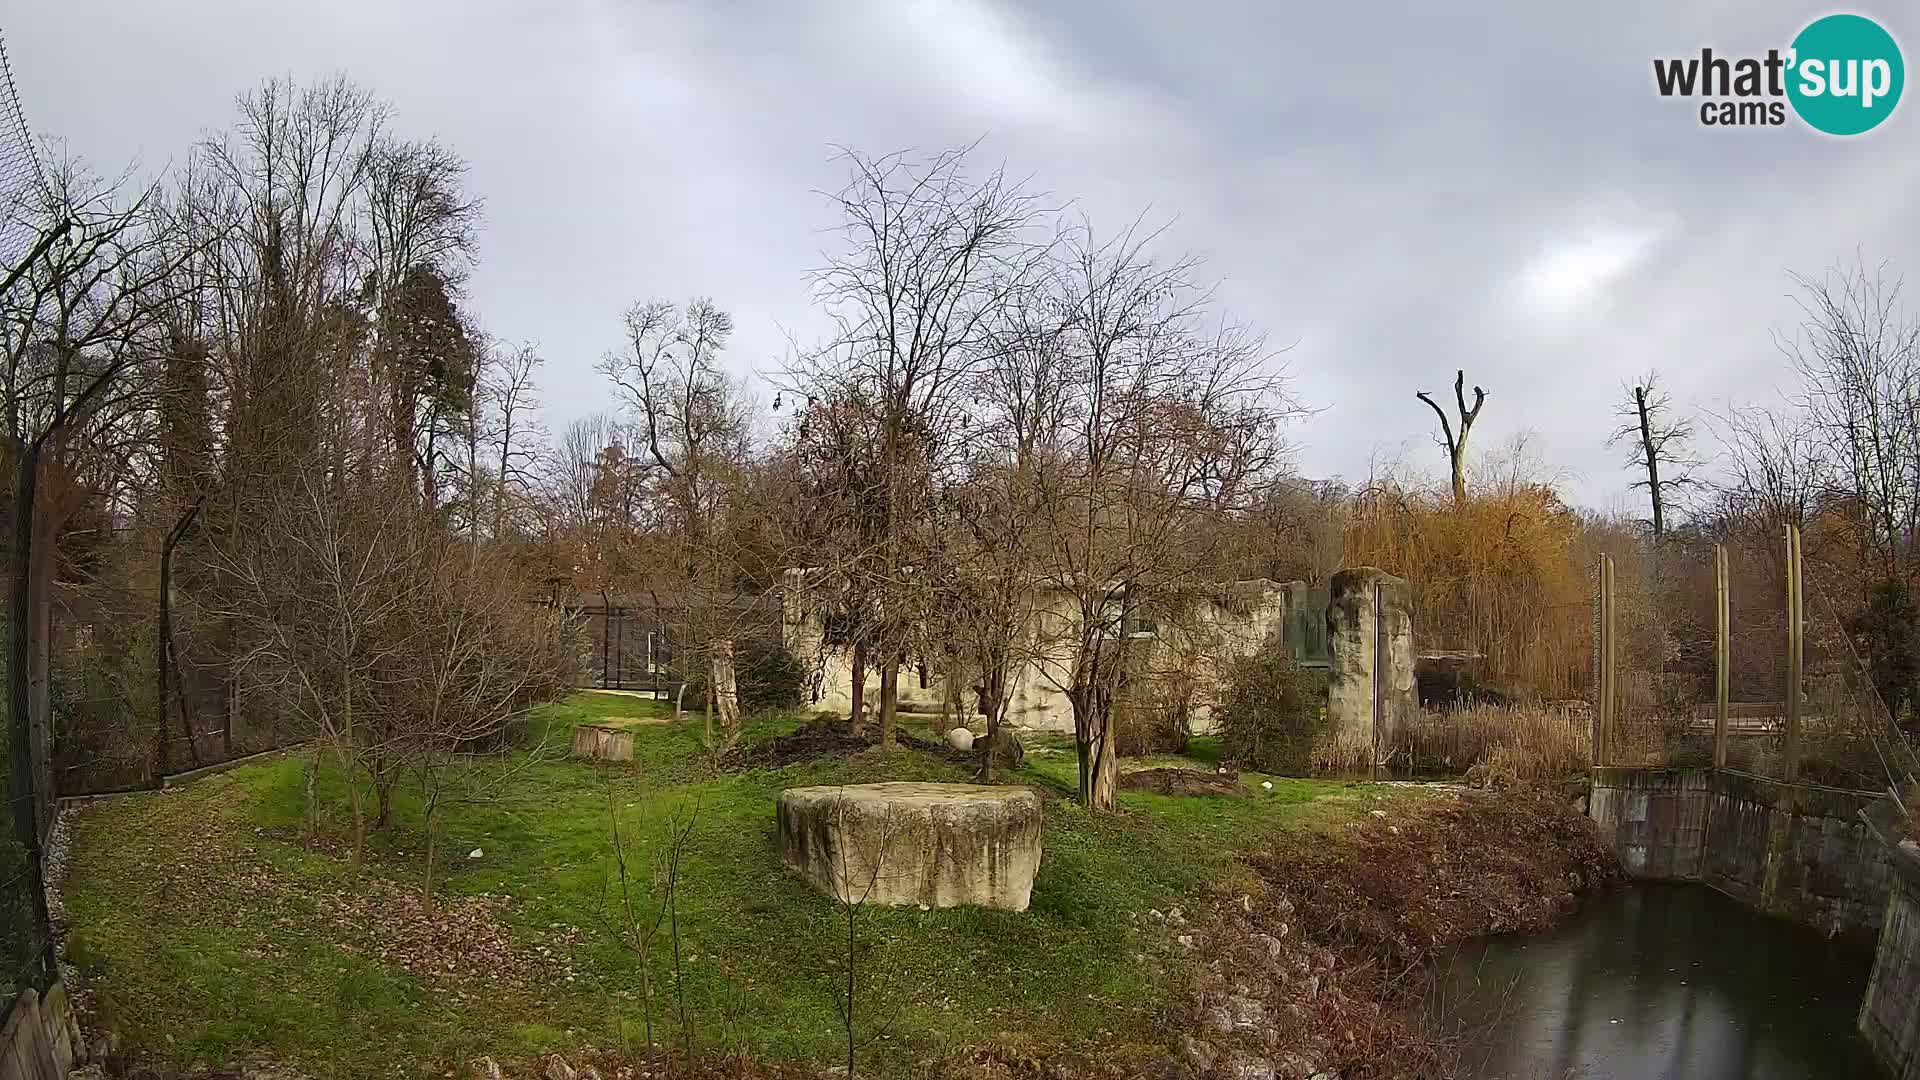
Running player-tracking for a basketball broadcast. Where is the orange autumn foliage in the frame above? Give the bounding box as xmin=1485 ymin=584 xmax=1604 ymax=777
xmin=1343 ymin=480 xmax=1590 ymax=698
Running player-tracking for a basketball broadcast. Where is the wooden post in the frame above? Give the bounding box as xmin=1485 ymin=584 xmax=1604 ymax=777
xmin=1714 ymin=543 xmax=1730 ymax=771
xmin=1594 ymin=555 xmax=1616 ymax=768
xmin=1784 ymin=524 xmax=1804 ymax=782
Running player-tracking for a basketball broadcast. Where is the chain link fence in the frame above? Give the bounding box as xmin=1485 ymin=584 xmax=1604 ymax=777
xmin=0 ymin=25 xmax=60 ymax=1020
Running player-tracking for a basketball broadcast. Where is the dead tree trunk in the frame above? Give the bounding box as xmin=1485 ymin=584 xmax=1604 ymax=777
xmin=1634 ymin=385 xmax=1665 ymax=539
xmin=1416 ymin=369 xmax=1487 ymax=504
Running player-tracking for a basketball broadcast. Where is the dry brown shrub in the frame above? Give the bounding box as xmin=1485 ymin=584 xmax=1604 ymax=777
xmin=1398 ymin=704 xmax=1590 ymax=781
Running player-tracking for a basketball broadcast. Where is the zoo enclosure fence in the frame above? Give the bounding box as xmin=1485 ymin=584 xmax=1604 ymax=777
xmin=1593 ymin=525 xmax=1918 ymax=792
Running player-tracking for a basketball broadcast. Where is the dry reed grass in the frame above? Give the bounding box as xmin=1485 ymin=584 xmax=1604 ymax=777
xmin=1396 ymin=704 xmax=1591 ymax=781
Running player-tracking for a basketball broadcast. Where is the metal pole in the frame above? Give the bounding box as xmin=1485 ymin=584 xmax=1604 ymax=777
xmin=1597 ymin=553 xmax=1612 ymax=764
xmin=1714 ymin=543 xmax=1730 ymax=771
xmin=1784 ymin=524 xmax=1803 ymax=782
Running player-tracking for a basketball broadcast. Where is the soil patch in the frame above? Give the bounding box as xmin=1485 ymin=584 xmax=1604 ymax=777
xmin=722 ymin=714 xmax=973 ymax=770
xmin=1118 ymin=767 xmax=1243 ymax=797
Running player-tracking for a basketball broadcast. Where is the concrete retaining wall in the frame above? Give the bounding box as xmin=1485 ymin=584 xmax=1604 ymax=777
xmin=1589 ymin=766 xmax=1891 ymax=940
xmin=1859 ymin=799 xmax=1920 ymax=1080
xmin=0 ymin=983 xmax=81 ymax=1080
xmin=1860 ymin=871 xmax=1920 ymax=1080
xmin=1592 ymin=767 xmax=1920 ymax=1076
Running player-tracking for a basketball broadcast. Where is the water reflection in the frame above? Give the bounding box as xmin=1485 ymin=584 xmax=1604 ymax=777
xmin=1434 ymin=883 xmax=1881 ymax=1079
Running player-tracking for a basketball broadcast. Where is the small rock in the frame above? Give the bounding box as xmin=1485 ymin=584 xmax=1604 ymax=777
xmin=468 ymin=848 xmax=484 ymax=860
xmin=1181 ymin=1035 xmax=1219 ymax=1073
xmin=1203 ymin=993 xmax=1266 ymax=1033
xmin=1261 ymin=780 xmax=1274 ymax=791
xmin=545 ymin=1054 xmax=578 ymax=1080
xmin=1273 ymin=1054 xmax=1321 ymax=1079
xmin=947 ymin=727 xmax=976 ymax=751
xmin=1227 ymin=1053 xmax=1276 ymax=1080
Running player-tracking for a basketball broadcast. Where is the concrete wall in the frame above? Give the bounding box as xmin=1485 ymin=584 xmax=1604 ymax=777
xmin=780 ymin=570 xmax=1311 ymax=735
xmin=0 ymin=983 xmax=82 ymax=1080
xmin=1860 ymin=868 xmax=1920 ymax=1080
xmin=1859 ymin=798 xmax=1920 ymax=1080
xmin=1324 ymin=568 xmax=1416 ymax=769
xmin=1588 ymin=766 xmax=1892 ymax=940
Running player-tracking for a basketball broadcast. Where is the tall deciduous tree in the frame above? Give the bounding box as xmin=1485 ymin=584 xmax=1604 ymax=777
xmin=1031 ymin=222 xmax=1296 ymax=810
xmin=2 ymin=157 xmax=194 ymax=841
xmin=798 ymin=147 xmax=1050 ymax=747
xmin=599 ymin=298 xmax=755 ymax=749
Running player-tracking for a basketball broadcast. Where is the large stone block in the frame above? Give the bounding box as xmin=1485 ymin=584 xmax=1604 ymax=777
xmin=1324 ymin=567 xmax=1416 ymax=770
xmin=777 ymin=782 xmax=1043 ymax=911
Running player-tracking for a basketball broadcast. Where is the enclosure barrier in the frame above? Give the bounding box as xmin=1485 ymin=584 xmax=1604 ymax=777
xmin=1592 ymin=525 xmax=1903 ymax=791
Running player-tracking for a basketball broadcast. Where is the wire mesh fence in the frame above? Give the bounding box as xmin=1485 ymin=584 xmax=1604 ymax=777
xmin=0 ymin=29 xmax=60 ymax=1020
xmin=1596 ymin=527 xmax=1918 ymax=793
xmin=0 ymin=30 xmax=47 ymax=269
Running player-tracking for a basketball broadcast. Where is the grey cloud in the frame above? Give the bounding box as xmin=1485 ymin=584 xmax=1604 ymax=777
xmin=9 ymin=0 xmax=1910 ymax=507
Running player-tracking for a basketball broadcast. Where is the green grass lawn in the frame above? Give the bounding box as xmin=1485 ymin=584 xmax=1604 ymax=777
xmin=62 ymin=692 xmax=1401 ymax=1078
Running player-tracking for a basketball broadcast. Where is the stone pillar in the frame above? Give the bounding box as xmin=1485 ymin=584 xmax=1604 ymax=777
xmin=1324 ymin=567 xmax=1416 ymax=771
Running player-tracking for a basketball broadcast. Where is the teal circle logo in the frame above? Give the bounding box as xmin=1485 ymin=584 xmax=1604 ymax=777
xmin=1788 ymin=14 xmax=1904 ymax=135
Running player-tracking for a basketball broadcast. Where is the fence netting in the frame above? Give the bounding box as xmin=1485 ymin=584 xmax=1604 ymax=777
xmin=1599 ymin=530 xmax=1917 ymax=792
xmin=0 ymin=26 xmax=58 ymax=1019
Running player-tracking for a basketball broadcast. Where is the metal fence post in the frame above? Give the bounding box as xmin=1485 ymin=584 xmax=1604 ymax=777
xmin=1594 ymin=554 xmax=1615 ymax=768
xmin=1715 ymin=543 xmax=1730 ymax=771
xmin=1784 ymin=524 xmax=1804 ymax=783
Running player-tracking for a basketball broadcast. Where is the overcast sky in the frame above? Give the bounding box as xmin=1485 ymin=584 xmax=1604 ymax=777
xmin=8 ymin=2 xmax=1914 ymax=511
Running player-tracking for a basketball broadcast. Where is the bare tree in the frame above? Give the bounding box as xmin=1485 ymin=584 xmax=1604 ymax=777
xmin=1609 ymin=371 xmax=1698 ymax=539
xmin=478 ymin=339 xmax=545 ymax=538
xmin=1780 ymin=259 xmax=1920 ymax=579
xmin=941 ymin=287 xmax=1068 ymax=779
xmin=598 ymin=298 xmax=755 ymax=749
xmin=207 ymin=469 xmax=437 ymax=861
xmin=797 ymin=146 xmax=1052 ymax=747
xmin=1713 ymin=400 xmax=1824 ymax=535
xmin=1 ymin=154 xmax=196 ymax=840
xmin=1030 ymin=221 xmax=1296 ymax=809
xmin=1416 ymin=369 xmax=1486 ymax=504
